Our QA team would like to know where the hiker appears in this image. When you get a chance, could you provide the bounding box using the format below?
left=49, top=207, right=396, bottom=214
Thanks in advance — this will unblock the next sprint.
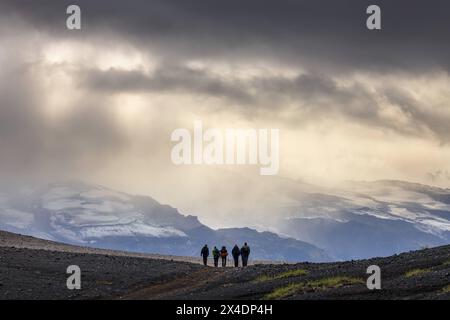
left=201, top=244, right=209, bottom=266
left=240, top=242, right=251, bottom=267
left=212, top=246, right=220, bottom=267
left=232, top=244, right=241, bottom=267
left=220, top=246, right=228, bottom=267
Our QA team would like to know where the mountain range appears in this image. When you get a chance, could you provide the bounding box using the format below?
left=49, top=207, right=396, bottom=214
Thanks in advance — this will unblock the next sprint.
left=268, top=179, right=450, bottom=260
left=0, top=179, right=449, bottom=262
left=0, top=181, right=328, bottom=262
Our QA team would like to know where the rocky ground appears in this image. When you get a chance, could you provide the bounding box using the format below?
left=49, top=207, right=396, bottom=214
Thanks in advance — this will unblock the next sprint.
left=0, top=231, right=449, bottom=299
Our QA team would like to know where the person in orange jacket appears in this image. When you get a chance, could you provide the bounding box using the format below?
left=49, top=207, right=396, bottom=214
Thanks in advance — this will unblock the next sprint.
left=220, top=246, right=228, bottom=267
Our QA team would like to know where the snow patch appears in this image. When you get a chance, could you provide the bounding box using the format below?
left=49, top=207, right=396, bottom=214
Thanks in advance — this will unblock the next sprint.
left=79, top=222, right=187, bottom=238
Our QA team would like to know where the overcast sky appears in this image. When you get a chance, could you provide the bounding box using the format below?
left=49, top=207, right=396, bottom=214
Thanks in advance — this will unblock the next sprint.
left=1, top=0, right=450, bottom=226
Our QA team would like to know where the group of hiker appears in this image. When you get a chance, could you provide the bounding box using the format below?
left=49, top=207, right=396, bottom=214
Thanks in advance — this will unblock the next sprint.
left=200, top=243, right=251, bottom=267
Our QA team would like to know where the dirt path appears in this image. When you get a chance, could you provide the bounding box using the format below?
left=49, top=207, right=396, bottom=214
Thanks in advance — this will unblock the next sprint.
left=120, top=267, right=228, bottom=299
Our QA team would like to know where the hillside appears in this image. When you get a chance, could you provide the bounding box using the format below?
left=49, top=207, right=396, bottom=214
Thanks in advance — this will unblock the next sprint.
left=0, top=230, right=449, bottom=299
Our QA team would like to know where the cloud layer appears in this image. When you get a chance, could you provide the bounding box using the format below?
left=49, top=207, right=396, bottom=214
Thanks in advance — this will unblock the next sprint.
left=1, top=0, right=450, bottom=225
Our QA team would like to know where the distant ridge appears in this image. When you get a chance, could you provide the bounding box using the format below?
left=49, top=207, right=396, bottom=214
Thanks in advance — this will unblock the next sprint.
left=0, top=182, right=329, bottom=262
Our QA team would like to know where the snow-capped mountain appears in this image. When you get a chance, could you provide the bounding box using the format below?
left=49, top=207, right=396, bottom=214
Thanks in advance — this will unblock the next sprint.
left=272, top=180, right=450, bottom=260
left=0, top=182, right=329, bottom=262
left=0, top=182, right=199, bottom=243
left=2, top=179, right=448, bottom=262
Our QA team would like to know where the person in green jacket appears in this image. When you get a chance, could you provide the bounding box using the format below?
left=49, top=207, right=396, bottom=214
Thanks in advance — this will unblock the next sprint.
left=212, top=246, right=220, bottom=267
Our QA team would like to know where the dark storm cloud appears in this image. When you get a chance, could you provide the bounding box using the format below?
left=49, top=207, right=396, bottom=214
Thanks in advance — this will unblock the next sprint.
left=0, top=0, right=450, bottom=181
left=80, top=66, right=255, bottom=104
left=78, top=65, right=450, bottom=142
left=2, top=0, right=450, bottom=71
left=80, top=66, right=367, bottom=110
left=382, top=87, right=450, bottom=142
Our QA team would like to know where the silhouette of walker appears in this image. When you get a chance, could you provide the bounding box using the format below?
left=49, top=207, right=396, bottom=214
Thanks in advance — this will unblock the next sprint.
left=232, top=244, right=241, bottom=267
left=240, top=242, right=251, bottom=267
left=200, top=244, right=209, bottom=266
left=220, top=246, right=228, bottom=267
left=200, top=243, right=250, bottom=267
left=212, top=246, right=220, bottom=267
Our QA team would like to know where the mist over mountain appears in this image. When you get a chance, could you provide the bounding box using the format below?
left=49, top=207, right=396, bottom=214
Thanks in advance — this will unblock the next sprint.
left=269, top=180, right=450, bottom=260
left=176, top=175, right=450, bottom=260
left=0, top=179, right=449, bottom=262
left=0, top=181, right=328, bottom=262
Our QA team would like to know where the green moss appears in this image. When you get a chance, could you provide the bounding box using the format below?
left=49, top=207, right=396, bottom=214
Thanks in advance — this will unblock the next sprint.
left=265, top=283, right=304, bottom=299
left=306, top=276, right=364, bottom=289
left=255, top=275, right=274, bottom=282
left=404, top=268, right=431, bottom=278
left=264, top=276, right=363, bottom=299
left=278, top=269, right=309, bottom=278
left=442, top=285, right=450, bottom=293
left=256, top=269, right=309, bottom=282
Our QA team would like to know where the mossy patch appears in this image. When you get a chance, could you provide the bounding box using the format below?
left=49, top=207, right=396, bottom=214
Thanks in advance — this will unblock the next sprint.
left=256, top=269, right=309, bottom=282
left=265, top=283, right=303, bottom=299
left=404, top=268, right=431, bottom=278
left=264, top=276, right=363, bottom=299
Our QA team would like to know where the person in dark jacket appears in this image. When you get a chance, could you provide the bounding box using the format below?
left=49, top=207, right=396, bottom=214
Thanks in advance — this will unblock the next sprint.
left=240, top=242, right=251, bottom=267
left=220, top=246, right=228, bottom=267
left=201, top=244, right=209, bottom=266
left=212, top=246, right=220, bottom=267
left=232, top=244, right=241, bottom=267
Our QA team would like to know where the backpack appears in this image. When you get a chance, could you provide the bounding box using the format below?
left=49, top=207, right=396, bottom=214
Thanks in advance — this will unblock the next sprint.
left=220, top=250, right=228, bottom=257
